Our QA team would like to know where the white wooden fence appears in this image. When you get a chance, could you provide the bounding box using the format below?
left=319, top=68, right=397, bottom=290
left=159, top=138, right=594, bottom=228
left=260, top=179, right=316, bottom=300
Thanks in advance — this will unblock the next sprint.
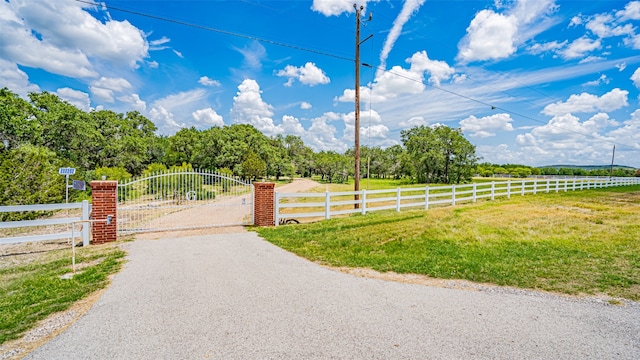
left=0, top=201, right=90, bottom=246
left=275, top=177, right=640, bottom=226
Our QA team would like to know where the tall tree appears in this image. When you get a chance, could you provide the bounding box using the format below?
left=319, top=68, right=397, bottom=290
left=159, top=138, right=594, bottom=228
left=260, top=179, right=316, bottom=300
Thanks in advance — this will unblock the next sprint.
left=401, top=125, right=478, bottom=184
left=29, top=91, right=102, bottom=169
left=0, top=88, right=39, bottom=149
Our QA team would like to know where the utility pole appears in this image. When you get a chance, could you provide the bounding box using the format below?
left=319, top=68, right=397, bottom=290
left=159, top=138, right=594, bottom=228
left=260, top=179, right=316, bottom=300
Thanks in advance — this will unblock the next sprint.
left=610, top=145, right=616, bottom=179
left=354, top=3, right=363, bottom=209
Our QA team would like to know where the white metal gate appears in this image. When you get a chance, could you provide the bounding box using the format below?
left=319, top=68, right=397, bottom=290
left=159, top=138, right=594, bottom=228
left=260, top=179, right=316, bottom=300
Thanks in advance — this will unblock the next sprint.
left=117, top=169, right=253, bottom=233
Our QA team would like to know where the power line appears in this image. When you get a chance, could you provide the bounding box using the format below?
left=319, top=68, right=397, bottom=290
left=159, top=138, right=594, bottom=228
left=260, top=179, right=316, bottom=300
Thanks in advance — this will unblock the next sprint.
left=75, top=0, right=353, bottom=62
left=77, top=0, right=638, bottom=152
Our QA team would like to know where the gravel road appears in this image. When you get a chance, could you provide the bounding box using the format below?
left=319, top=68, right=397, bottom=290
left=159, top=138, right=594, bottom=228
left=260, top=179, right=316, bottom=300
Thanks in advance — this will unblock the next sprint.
left=25, top=232, right=639, bottom=359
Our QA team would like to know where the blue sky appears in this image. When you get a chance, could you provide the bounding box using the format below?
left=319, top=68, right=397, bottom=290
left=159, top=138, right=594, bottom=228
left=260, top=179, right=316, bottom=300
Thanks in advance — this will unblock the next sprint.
left=2, top=0, right=640, bottom=167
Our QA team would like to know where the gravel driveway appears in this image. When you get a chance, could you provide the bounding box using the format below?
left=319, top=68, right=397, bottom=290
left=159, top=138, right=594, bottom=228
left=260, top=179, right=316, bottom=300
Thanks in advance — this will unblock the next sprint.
left=26, top=232, right=640, bottom=359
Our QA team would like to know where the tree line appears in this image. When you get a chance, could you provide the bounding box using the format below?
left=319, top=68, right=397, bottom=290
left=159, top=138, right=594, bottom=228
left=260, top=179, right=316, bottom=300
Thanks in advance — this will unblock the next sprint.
left=11, top=88, right=638, bottom=209
left=1, top=88, right=484, bottom=208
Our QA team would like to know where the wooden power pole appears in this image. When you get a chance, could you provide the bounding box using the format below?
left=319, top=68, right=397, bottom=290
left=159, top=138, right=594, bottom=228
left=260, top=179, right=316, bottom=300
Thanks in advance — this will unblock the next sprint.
left=354, top=3, right=363, bottom=209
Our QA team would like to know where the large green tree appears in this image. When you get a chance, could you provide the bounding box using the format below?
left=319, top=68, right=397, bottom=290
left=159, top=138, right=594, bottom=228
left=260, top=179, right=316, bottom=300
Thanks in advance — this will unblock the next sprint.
left=0, top=145, right=67, bottom=215
left=401, top=125, right=478, bottom=184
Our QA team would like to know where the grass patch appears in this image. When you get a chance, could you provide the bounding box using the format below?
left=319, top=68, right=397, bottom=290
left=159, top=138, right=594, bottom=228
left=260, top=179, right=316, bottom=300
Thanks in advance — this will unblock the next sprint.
left=0, top=244, right=126, bottom=344
left=257, top=185, right=640, bottom=300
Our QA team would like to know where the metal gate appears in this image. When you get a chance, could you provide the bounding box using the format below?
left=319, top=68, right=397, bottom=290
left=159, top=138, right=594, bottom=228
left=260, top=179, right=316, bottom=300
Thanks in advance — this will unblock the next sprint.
left=117, top=169, right=253, bottom=233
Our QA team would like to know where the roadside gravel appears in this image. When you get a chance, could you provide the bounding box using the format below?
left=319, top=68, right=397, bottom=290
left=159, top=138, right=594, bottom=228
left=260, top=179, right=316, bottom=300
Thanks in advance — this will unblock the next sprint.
left=25, top=232, right=640, bottom=359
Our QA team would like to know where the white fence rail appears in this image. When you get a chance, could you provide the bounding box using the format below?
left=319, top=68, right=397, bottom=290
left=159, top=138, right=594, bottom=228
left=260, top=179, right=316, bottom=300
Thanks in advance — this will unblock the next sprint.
left=0, top=201, right=90, bottom=246
left=275, top=177, right=640, bottom=226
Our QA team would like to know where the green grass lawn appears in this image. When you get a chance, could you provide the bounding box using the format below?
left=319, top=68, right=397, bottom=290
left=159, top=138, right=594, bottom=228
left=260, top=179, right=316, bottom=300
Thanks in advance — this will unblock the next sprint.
left=257, top=185, right=640, bottom=301
left=0, top=244, right=126, bottom=344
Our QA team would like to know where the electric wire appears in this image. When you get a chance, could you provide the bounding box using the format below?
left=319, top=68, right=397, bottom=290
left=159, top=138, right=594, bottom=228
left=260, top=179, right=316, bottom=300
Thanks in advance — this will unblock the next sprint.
left=78, top=0, right=638, bottom=152
left=76, top=0, right=354, bottom=62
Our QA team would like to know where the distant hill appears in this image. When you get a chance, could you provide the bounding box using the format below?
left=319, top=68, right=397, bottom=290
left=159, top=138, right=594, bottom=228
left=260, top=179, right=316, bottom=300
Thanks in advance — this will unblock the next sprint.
left=539, top=164, right=637, bottom=170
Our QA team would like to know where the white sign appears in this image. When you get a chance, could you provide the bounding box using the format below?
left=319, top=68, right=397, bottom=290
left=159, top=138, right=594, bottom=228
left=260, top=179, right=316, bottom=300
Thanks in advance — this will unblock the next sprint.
left=58, top=167, right=76, bottom=175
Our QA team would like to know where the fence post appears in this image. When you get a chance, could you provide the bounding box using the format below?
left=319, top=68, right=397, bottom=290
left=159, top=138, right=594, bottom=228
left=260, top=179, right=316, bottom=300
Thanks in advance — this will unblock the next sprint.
left=555, top=179, right=560, bottom=192
left=90, top=180, right=118, bottom=244
left=396, top=188, right=401, bottom=212
left=473, top=183, right=477, bottom=203
left=546, top=180, right=550, bottom=193
left=274, top=192, right=280, bottom=227
left=452, top=184, right=456, bottom=206
left=425, top=186, right=430, bottom=210
left=533, top=179, right=537, bottom=194
left=491, top=181, right=495, bottom=200
left=325, top=191, right=330, bottom=220
left=507, top=180, right=511, bottom=199
left=253, top=182, right=275, bottom=226
left=361, top=189, right=367, bottom=215
left=521, top=180, right=525, bottom=196
left=81, top=200, right=90, bottom=246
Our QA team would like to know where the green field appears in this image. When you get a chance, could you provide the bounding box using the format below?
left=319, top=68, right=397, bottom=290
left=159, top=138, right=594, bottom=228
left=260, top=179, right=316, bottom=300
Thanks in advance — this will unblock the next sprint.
left=258, top=185, right=640, bottom=301
left=0, top=244, right=126, bottom=344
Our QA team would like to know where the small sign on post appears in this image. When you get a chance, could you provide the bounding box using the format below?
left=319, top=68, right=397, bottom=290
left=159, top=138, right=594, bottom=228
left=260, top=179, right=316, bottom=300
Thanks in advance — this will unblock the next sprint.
left=58, top=167, right=77, bottom=206
left=72, top=180, right=86, bottom=191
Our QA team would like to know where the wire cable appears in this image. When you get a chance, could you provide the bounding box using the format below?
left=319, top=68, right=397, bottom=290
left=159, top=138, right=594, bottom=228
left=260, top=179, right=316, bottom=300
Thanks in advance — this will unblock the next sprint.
left=78, top=0, right=638, bottom=152
left=76, top=0, right=354, bottom=63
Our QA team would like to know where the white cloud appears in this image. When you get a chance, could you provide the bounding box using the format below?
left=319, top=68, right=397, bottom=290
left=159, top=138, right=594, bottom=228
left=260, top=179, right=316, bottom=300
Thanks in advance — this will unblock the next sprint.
left=89, top=86, right=114, bottom=103
left=89, top=77, right=133, bottom=103
left=192, top=108, right=224, bottom=128
left=234, top=41, right=266, bottom=69
left=585, top=14, right=634, bottom=38
left=230, top=79, right=280, bottom=136
left=583, top=74, right=610, bottom=87
left=399, top=116, right=427, bottom=128
left=378, top=0, right=426, bottom=77
left=0, top=59, right=39, bottom=97
left=149, top=105, right=183, bottom=135
left=117, top=94, right=146, bottom=112
left=92, top=77, right=132, bottom=92
left=616, top=62, right=627, bottom=71
left=281, top=115, right=305, bottom=136
left=559, top=36, right=601, bottom=60
left=198, top=76, right=221, bottom=87
left=311, top=0, right=370, bottom=16
left=458, top=10, right=518, bottom=62
left=276, top=62, right=330, bottom=87
left=0, top=0, right=149, bottom=79
left=173, top=49, right=184, bottom=58
left=149, top=36, right=170, bottom=50
left=457, top=0, right=558, bottom=63
left=631, top=67, right=640, bottom=88
left=616, top=1, right=640, bottom=21
left=148, top=88, right=208, bottom=135
left=511, top=108, right=628, bottom=166
left=607, top=109, right=640, bottom=150
left=148, top=60, right=159, bottom=69
left=56, top=87, right=91, bottom=112
left=300, top=102, right=312, bottom=110
left=339, top=50, right=455, bottom=104
left=542, top=88, right=629, bottom=116
left=302, top=112, right=346, bottom=152
left=528, top=40, right=567, bottom=55
left=459, top=113, right=514, bottom=137
left=407, top=51, right=455, bottom=86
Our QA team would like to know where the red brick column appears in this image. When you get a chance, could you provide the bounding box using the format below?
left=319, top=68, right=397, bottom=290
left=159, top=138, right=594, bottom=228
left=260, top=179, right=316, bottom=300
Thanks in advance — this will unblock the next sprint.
left=91, top=181, right=117, bottom=244
left=254, top=182, right=275, bottom=226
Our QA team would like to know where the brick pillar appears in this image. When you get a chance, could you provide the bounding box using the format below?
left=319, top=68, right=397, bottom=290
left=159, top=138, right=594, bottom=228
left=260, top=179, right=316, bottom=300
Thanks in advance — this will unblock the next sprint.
left=91, top=181, right=118, bottom=244
left=254, top=182, right=275, bottom=226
